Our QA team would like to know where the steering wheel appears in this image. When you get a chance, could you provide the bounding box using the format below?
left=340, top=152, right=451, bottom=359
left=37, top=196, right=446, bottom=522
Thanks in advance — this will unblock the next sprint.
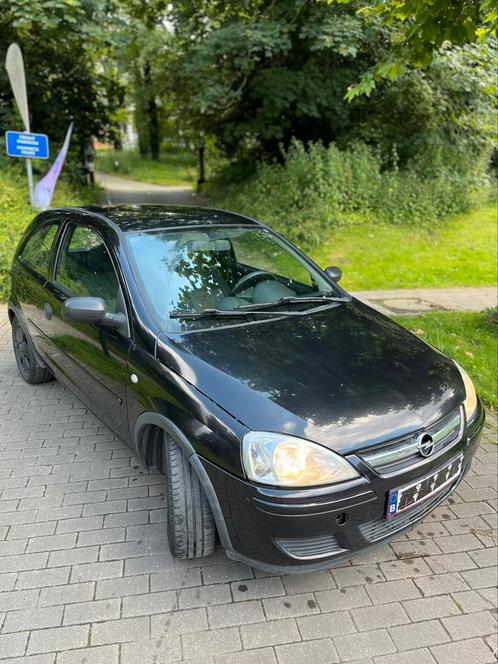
left=231, top=270, right=277, bottom=295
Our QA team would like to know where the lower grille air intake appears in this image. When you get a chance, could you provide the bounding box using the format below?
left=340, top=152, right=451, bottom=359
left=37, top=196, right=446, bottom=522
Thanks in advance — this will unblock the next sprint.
left=274, top=533, right=347, bottom=560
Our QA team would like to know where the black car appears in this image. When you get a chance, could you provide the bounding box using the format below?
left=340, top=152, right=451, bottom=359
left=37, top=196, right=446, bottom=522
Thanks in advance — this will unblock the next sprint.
left=9, top=205, right=484, bottom=573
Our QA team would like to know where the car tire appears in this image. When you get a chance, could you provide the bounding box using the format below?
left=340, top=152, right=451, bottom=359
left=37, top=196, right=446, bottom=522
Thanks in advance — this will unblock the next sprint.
left=11, top=316, right=53, bottom=384
left=164, top=433, right=216, bottom=559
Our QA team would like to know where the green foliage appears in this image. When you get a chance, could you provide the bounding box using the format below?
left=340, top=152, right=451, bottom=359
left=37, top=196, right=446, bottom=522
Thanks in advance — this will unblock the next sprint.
left=166, top=1, right=495, bottom=165
left=395, top=311, right=498, bottom=408
left=0, top=168, right=100, bottom=302
left=206, top=139, right=492, bottom=248
left=0, top=0, right=124, bottom=168
left=95, top=146, right=197, bottom=187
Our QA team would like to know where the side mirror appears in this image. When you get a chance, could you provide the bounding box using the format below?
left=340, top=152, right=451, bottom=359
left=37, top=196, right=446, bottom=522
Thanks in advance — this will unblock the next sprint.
left=325, top=265, right=342, bottom=283
left=62, top=296, right=126, bottom=329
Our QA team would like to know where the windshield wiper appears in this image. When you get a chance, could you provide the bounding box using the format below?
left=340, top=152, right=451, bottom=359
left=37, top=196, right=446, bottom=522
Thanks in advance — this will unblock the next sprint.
left=170, top=308, right=299, bottom=319
left=234, top=294, right=349, bottom=312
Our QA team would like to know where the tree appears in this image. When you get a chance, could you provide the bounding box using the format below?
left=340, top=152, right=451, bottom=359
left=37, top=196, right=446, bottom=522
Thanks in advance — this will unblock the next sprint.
left=326, top=0, right=498, bottom=99
left=0, top=0, right=124, bottom=174
left=164, top=0, right=495, bottom=167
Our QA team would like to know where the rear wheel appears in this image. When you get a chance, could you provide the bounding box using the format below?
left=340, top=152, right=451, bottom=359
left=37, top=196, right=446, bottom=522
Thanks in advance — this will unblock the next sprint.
left=11, top=316, right=52, bottom=384
left=164, top=433, right=216, bottom=559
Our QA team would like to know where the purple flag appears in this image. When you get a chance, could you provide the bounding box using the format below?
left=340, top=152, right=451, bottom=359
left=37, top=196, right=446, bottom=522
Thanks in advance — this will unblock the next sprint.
left=33, top=121, right=74, bottom=209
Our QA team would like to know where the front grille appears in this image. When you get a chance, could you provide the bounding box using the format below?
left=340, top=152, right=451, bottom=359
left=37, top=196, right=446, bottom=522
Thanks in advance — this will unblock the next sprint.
left=359, top=407, right=463, bottom=476
left=274, top=533, right=346, bottom=560
left=359, top=478, right=457, bottom=543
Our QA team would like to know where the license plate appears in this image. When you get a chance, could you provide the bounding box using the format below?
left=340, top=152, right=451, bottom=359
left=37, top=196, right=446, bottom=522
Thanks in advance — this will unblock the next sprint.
left=387, top=455, right=463, bottom=518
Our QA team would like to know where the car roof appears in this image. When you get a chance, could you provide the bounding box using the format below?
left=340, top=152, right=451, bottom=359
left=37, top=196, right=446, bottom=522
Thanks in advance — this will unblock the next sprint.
left=44, top=205, right=261, bottom=234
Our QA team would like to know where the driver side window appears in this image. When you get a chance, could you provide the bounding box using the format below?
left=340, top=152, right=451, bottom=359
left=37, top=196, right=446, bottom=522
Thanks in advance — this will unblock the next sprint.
left=56, top=225, right=120, bottom=313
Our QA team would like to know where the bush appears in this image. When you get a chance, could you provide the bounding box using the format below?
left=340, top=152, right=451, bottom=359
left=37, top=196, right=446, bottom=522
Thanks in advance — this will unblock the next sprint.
left=206, top=139, right=492, bottom=248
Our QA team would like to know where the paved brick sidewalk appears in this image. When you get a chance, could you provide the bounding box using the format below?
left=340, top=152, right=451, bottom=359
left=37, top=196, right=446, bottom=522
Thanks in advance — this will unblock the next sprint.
left=352, top=287, right=497, bottom=316
left=0, top=309, right=496, bottom=664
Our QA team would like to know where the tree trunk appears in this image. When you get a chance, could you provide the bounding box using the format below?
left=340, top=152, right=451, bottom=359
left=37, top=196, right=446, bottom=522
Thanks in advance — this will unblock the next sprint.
left=144, top=62, right=160, bottom=161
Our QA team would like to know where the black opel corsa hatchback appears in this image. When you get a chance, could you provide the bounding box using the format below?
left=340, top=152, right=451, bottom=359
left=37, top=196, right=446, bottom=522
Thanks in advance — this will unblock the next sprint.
left=9, top=205, right=484, bottom=573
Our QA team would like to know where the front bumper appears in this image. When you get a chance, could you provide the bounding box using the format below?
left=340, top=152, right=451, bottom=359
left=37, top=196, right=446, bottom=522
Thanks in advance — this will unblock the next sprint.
left=200, top=403, right=485, bottom=574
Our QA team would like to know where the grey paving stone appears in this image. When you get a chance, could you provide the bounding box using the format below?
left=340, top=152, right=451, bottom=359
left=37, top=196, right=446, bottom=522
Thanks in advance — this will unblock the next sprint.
left=0, top=588, right=40, bottom=611
left=315, top=586, right=372, bottom=612
left=230, top=577, right=285, bottom=602
left=429, top=637, right=497, bottom=664
left=122, top=590, right=177, bottom=617
left=95, top=574, right=148, bottom=599
left=215, top=647, right=277, bottom=664
left=151, top=607, right=208, bottom=638
left=3, top=606, right=64, bottom=633
left=120, top=636, right=182, bottom=664
left=402, top=595, right=461, bottom=621
left=352, top=601, right=410, bottom=630
left=75, top=527, right=125, bottom=547
left=281, top=570, right=335, bottom=594
left=240, top=618, right=300, bottom=648
left=389, top=620, right=450, bottom=651
left=202, top=562, right=253, bottom=585
left=366, top=579, right=421, bottom=605
left=16, top=567, right=70, bottom=590
left=0, top=632, right=29, bottom=659
left=262, top=593, right=320, bottom=620
left=414, top=572, right=469, bottom=596
left=39, top=583, right=95, bottom=607
left=275, top=638, right=339, bottom=664
left=178, top=583, right=232, bottom=609
left=70, top=560, right=123, bottom=583
left=150, top=567, right=202, bottom=592
left=297, top=611, right=355, bottom=640
left=48, top=546, right=99, bottom=568
left=27, top=625, right=89, bottom=655
left=374, top=648, right=437, bottom=664
left=380, top=558, right=433, bottom=581
left=451, top=589, right=496, bottom=613
left=334, top=629, right=396, bottom=661
left=63, top=598, right=121, bottom=625
left=181, top=627, right=241, bottom=660
left=0, top=552, right=49, bottom=574
left=461, top=566, right=498, bottom=589
left=468, top=546, right=498, bottom=568
left=441, top=610, right=497, bottom=639
left=208, top=600, right=264, bottom=628
left=56, top=644, right=119, bottom=664
left=90, top=616, right=149, bottom=645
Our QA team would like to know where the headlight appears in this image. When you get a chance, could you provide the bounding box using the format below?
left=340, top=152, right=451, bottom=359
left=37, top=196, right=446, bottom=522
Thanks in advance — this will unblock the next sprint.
left=456, top=362, right=478, bottom=422
left=242, top=431, right=360, bottom=487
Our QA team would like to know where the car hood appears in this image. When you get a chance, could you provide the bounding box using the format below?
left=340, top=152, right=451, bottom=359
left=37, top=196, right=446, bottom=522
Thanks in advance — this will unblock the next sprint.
left=157, top=299, right=465, bottom=454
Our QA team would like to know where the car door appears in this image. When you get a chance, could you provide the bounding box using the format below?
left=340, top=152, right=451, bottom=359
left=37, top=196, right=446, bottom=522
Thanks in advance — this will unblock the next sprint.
left=11, top=217, right=62, bottom=349
left=39, top=220, right=133, bottom=443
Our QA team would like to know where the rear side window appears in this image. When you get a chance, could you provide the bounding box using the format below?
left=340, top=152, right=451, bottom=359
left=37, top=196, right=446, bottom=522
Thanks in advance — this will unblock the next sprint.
left=56, top=225, right=120, bottom=312
left=19, top=223, right=59, bottom=279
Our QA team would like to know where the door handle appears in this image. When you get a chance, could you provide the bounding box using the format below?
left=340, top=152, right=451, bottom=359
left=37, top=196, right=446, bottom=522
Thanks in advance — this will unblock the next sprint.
left=43, top=303, right=53, bottom=320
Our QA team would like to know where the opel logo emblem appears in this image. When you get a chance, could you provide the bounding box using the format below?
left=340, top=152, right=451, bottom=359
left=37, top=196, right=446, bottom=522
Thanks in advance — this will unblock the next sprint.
left=417, top=433, right=435, bottom=458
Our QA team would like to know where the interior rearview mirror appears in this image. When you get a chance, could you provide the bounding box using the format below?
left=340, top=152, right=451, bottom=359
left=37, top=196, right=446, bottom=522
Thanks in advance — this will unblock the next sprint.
left=325, top=265, right=342, bottom=283
left=62, top=296, right=126, bottom=329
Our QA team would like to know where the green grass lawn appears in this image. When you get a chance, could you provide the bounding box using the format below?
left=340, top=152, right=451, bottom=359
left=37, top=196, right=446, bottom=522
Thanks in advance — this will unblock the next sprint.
left=95, top=146, right=197, bottom=187
left=0, top=168, right=99, bottom=302
left=395, top=310, right=497, bottom=408
left=307, top=205, right=497, bottom=291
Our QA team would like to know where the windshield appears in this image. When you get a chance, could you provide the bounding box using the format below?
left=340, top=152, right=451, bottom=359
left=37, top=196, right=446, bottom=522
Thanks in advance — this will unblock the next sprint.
left=126, top=225, right=339, bottom=331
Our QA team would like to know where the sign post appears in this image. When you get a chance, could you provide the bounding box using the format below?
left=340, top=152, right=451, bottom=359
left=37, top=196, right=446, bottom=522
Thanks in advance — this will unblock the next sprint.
left=5, top=44, right=36, bottom=206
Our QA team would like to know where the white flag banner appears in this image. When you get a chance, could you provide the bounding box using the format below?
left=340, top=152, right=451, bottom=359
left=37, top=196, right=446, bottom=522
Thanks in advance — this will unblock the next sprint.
left=5, top=43, right=30, bottom=131
left=33, top=121, right=74, bottom=210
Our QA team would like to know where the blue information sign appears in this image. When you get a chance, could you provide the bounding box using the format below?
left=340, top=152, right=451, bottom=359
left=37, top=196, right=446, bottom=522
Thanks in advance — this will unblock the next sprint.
left=5, top=131, right=49, bottom=159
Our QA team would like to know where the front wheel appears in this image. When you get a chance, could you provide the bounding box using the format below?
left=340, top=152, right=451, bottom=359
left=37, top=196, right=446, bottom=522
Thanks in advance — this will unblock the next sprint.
left=11, top=316, right=53, bottom=384
left=164, top=434, right=216, bottom=559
